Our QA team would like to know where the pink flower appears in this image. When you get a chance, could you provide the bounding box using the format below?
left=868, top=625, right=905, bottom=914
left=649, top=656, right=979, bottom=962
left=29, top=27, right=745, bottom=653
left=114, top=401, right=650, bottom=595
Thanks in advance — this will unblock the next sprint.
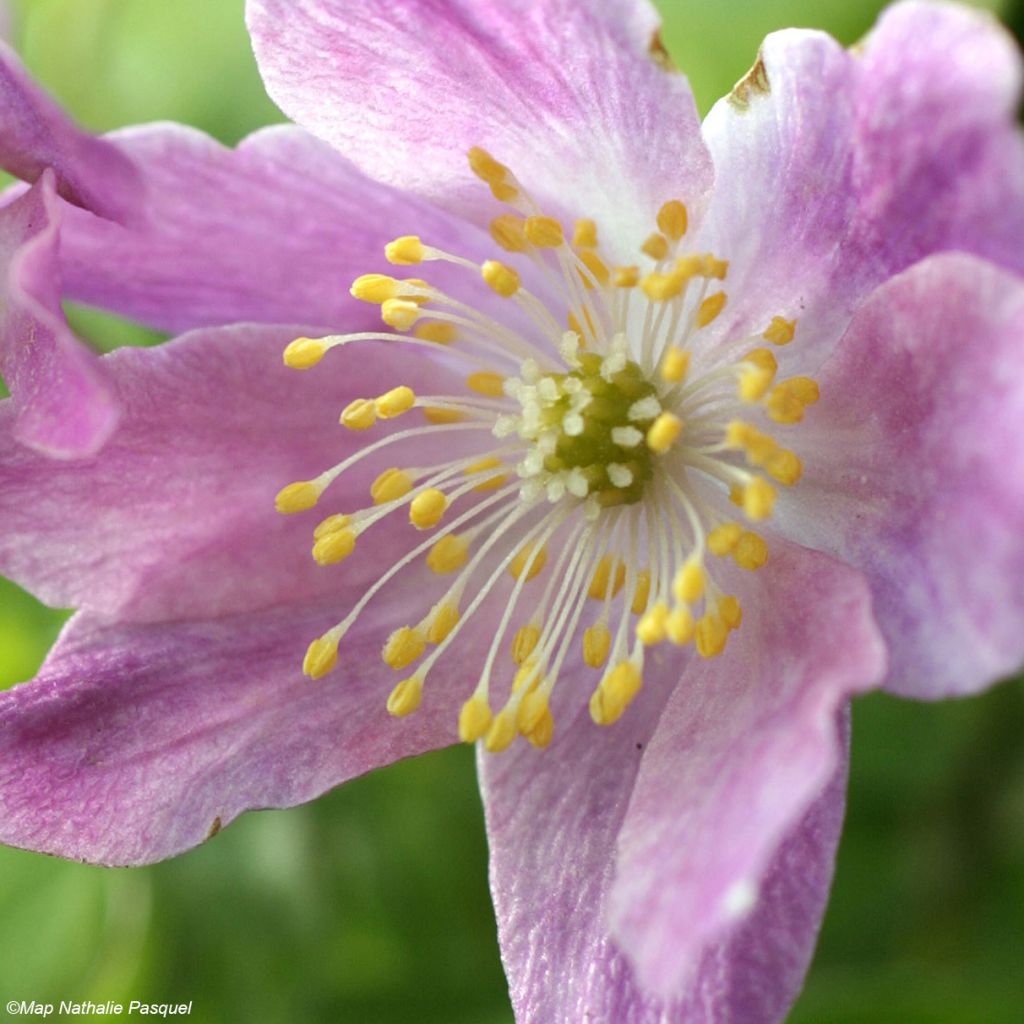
left=1, top=1, right=1022, bottom=1020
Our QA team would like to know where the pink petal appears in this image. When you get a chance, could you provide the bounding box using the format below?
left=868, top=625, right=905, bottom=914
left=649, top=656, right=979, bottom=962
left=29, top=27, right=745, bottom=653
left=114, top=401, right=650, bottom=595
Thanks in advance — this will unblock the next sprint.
left=0, top=41, right=141, bottom=223
left=245, top=0, right=712, bottom=257
left=784, top=253, right=1024, bottom=698
left=57, top=124, right=528, bottom=333
left=480, top=546, right=884, bottom=1018
left=0, top=170, right=119, bottom=458
left=0, top=320, right=473, bottom=622
left=0, top=590, right=491, bottom=865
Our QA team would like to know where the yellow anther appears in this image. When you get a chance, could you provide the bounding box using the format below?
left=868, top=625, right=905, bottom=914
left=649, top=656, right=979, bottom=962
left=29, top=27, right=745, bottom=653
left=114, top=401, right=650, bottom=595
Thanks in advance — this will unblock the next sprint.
left=707, top=522, right=743, bottom=557
left=464, top=455, right=506, bottom=492
left=275, top=480, right=319, bottom=515
left=660, top=346, right=690, bottom=383
left=283, top=336, right=327, bottom=369
left=742, top=478, right=776, bottom=521
left=631, top=570, right=651, bottom=615
left=465, top=371, right=505, bottom=397
left=636, top=602, right=669, bottom=645
left=665, top=606, right=695, bottom=645
left=745, top=348, right=778, bottom=374
left=516, top=691, right=549, bottom=735
left=738, top=348, right=778, bottom=402
left=459, top=696, right=493, bottom=743
left=409, top=488, right=447, bottom=529
left=697, top=291, right=727, bottom=327
left=765, top=449, right=803, bottom=486
left=490, top=214, right=528, bottom=252
left=381, top=298, right=420, bottom=330
left=525, top=708, right=554, bottom=749
left=695, top=614, right=728, bottom=658
left=414, top=322, right=458, bottom=345
left=641, top=232, right=669, bottom=261
left=700, top=253, right=730, bottom=279
left=401, top=278, right=431, bottom=303
left=525, top=215, right=564, bottom=248
left=375, top=385, right=416, bottom=419
left=484, top=709, right=517, bottom=753
left=509, top=542, right=547, bottom=581
left=490, top=180, right=519, bottom=202
left=423, top=406, right=464, bottom=424
left=511, top=624, right=540, bottom=665
left=783, top=376, right=820, bottom=405
left=383, top=626, right=425, bottom=670
left=673, top=558, right=705, bottom=604
left=656, top=200, right=688, bottom=241
left=481, top=260, right=520, bottom=297
left=425, top=602, right=460, bottom=644
left=467, top=146, right=507, bottom=184
left=729, top=484, right=744, bottom=507
left=646, top=412, right=683, bottom=454
left=613, top=265, right=640, bottom=288
left=763, top=315, right=796, bottom=345
left=577, top=248, right=610, bottom=287
left=573, top=218, right=598, bottom=248
left=512, top=659, right=542, bottom=694
left=311, top=528, right=356, bottom=566
left=640, top=271, right=684, bottom=302
left=427, top=533, right=470, bottom=574
left=303, top=635, right=338, bottom=680
left=371, top=467, right=414, bottom=505
left=583, top=624, right=612, bottom=668
left=590, top=662, right=642, bottom=726
left=588, top=555, right=626, bottom=599
left=386, top=676, right=423, bottom=718
left=718, top=595, right=743, bottom=630
left=765, top=377, right=819, bottom=423
left=340, top=397, right=377, bottom=431
left=384, top=235, right=425, bottom=265
left=313, top=513, right=350, bottom=540
left=351, top=273, right=400, bottom=304
left=733, top=531, right=768, bottom=570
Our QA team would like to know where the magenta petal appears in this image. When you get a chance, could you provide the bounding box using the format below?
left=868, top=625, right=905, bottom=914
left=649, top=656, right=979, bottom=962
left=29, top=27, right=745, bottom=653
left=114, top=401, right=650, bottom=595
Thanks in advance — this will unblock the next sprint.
left=0, top=171, right=119, bottom=458
left=611, top=547, right=883, bottom=996
left=0, top=593, right=482, bottom=865
left=0, top=321, right=469, bottom=621
left=0, top=41, right=141, bottom=222
left=57, top=124, right=522, bottom=333
left=480, top=547, right=884, bottom=1019
left=782, top=253, right=1024, bottom=699
left=246, top=0, right=712, bottom=255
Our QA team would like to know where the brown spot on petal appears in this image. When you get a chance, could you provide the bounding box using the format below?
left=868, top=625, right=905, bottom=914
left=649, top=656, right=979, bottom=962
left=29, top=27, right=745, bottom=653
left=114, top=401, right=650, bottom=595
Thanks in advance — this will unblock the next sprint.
left=205, top=816, right=222, bottom=840
left=728, top=52, right=771, bottom=111
left=648, top=29, right=677, bottom=72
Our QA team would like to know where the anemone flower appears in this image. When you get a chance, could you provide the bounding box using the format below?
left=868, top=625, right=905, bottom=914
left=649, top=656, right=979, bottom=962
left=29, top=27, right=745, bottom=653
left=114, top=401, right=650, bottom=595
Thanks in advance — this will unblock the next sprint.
left=1, top=1, right=1023, bottom=1020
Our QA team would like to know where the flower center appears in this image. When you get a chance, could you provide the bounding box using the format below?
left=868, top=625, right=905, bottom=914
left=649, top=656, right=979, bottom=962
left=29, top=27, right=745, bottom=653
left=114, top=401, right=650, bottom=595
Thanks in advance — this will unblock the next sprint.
left=273, top=147, right=818, bottom=753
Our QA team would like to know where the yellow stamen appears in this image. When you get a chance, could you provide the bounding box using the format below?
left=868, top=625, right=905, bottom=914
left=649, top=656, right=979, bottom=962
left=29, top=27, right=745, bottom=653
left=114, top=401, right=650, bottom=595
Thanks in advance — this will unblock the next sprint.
left=283, top=336, right=327, bottom=369
left=764, top=449, right=802, bottom=486
left=696, top=291, right=727, bottom=327
left=311, top=528, right=356, bottom=566
left=414, top=322, right=458, bottom=345
left=573, top=218, right=598, bottom=248
left=646, top=412, right=683, bottom=454
left=376, top=385, right=416, bottom=419
left=590, top=662, right=642, bottom=726
left=665, top=606, right=695, bottom=645
left=464, top=455, right=507, bottom=491
left=371, top=467, right=414, bottom=505
left=718, top=595, right=743, bottom=630
left=467, top=146, right=507, bottom=184
left=742, top=478, right=776, bottom=521
left=512, top=660, right=542, bottom=694
left=484, top=710, right=517, bottom=753
left=383, top=626, right=425, bottom=670
left=641, top=233, right=669, bottom=261
left=490, top=214, right=529, bottom=252
left=631, top=570, right=651, bottom=614
left=656, top=200, right=688, bottom=241
left=763, top=316, right=796, bottom=345
left=577, top=248, right=610, bottom=287
left=588, top=556, right=626, bottom=599
left=511, top=624, right=540, bottom=665
left=482, top=260, right=520, bottom=297
left=466, top=371, right=505, bottom=397
left=636, top=602, right=669, bottom=645
left=640, top=271, right=684, bottom=302
left=660, top=346, right=690, bottom=383
left=459, top=696, right=493, bottom=743
left=707, top=522, right=742, bottom=556
left=509, top=542, right=547, bottom=581
left=303, top=636, right=338, bottom=680
left=385, top=235, right=425, bottom=265
left=381, top=298, right=420, bottom=330
left=695, top=614, right=728, bottom=658
left=516, top=691, right=549, bottom=735
left=524, top=215, right=564, bottom=248
left=733, top=531, right=768, bottom=570
left=583, top=623, right=612, bottom=668
left=673, top=558, right=705, bottom=604
left=525, top=709, right=554, bottom=749
left=613, top=265, right=640, bottom=288
left=386, top=676, right=423, bottom=718
left=427, top=534, right=470, bottom=574
left=275, top=480, right=320, bottom=515
left=340, top=398, right=377, bottom=431
left=313, top=513, right=350, bottom=540
left=350, top=273, right=400, bottom=304
left=409, top=488, right=447, bottom=529
left=738, top=348, right=778, bottom=402
left=423, top=406, right=464, bottom=424
left=425, top=602, right=460, bottom=644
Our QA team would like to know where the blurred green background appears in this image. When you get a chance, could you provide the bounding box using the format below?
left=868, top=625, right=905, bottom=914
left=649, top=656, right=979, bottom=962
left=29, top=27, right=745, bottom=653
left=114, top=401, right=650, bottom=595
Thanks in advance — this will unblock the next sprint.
left=2, top=0, right=1024, bottom=1021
